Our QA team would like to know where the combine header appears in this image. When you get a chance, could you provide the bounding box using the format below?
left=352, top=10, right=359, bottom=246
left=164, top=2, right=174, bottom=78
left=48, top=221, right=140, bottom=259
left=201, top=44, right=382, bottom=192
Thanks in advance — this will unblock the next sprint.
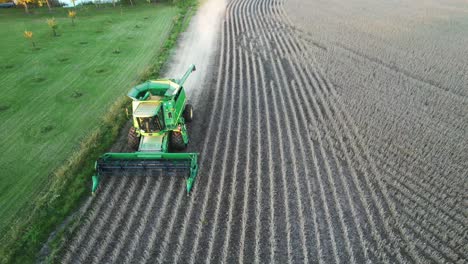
left=92, top=65, right=199, bottom=194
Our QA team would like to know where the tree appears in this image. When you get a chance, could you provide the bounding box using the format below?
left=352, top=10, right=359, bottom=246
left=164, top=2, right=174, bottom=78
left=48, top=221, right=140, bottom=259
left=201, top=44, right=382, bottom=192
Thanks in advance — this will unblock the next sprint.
left=23, top=31, right=36, bottom=49
left=44, top=0, right=52, bottom=12
left=46, top=18, right=58, bottom=36
left=17, top=0, right=34, bottom=14
left=68, top=11, right=76, bottom=25
left=121, top=0, right=134, bottom=7
left=37, top=0, right=52, bottom=12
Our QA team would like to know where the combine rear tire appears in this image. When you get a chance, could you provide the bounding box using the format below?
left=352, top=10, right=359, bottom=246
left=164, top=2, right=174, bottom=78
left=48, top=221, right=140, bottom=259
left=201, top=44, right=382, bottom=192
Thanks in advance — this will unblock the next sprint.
left=128, top=126, right=140, bottom=151
left=183, top=104, right=193, bottom=122
left=170, top=131, right=186, bottom=151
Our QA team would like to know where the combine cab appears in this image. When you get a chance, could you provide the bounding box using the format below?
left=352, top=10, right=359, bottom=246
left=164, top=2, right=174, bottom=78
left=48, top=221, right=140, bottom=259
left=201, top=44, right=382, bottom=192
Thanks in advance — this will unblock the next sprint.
left=92, top=65, right=199, bottom=194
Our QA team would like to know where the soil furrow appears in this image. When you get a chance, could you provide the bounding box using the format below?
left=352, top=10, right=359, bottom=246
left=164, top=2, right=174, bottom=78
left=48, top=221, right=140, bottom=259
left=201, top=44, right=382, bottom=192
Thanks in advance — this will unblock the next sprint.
left=292, top=48, right=403, bottom=262
left=268, top=57, right=311, bottom=263
left=61, top=177, right=118, bottom=263
left=207, top=20, right=249, bottom=263
left=284, top=56, right=371, bottom=262
left=67, top=177, right=128, bottom=263
left=279, top=35, right=383, bottom=260
left=266, top=13, right=363, bottom=262
left=236, top=3, right=256, bottom=262
left=215, top=2, right=251, bottom=262
left=116, top=177, right=172, bottom=263
left=257, top=57, right=278, bottom=264
left=131, top=178, right=177, bottom=263
left=84, top=177, right=143, bottom=263
left=270, top=14, right=400, bottom=262
left=246, top=5, right=275, bottom=264
left=150, top=180, right=186, bottom=263
left=277, top=10, right=418, bottom=259
left=101, top=177, right=161, bottom=263
left=259, top=4, right=343, bottom=263
left=302, top=52, right=424, bottom=261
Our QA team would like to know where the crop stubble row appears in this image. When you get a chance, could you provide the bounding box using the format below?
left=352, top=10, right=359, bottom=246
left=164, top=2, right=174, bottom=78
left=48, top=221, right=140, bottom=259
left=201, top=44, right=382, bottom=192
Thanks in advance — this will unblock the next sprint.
left=60, top=0, right=466, bottom=263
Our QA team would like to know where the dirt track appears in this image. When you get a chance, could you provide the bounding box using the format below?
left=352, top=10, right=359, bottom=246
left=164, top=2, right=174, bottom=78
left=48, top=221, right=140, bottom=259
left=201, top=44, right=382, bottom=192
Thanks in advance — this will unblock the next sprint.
left=58, top=0, right=467, bottom=263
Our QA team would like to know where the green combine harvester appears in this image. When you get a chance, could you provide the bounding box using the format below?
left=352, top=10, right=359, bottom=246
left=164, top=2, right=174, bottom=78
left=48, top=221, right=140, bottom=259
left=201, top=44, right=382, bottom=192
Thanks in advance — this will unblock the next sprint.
left=91, top=64, right=199, bottom=194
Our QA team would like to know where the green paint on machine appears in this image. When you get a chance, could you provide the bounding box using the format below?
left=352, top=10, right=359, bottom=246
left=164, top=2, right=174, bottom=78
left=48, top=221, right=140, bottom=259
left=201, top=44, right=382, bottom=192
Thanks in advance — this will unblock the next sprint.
left=92, top=65, right=199, bottom=194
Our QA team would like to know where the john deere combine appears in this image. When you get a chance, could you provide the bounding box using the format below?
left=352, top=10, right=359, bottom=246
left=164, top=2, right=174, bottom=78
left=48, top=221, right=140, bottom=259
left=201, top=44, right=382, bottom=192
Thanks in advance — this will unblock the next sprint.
left=91, top=64, right=199, bottom=194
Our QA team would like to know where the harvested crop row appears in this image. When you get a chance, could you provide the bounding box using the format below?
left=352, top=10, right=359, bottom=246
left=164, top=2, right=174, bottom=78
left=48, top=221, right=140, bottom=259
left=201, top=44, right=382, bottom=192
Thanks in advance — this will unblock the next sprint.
left=59, top=0, right=467, bottom=263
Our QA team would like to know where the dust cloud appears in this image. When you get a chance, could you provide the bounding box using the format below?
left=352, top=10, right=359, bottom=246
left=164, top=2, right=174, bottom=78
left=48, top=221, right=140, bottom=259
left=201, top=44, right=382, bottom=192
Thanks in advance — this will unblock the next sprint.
left=165, top=0, right=226, bottom=103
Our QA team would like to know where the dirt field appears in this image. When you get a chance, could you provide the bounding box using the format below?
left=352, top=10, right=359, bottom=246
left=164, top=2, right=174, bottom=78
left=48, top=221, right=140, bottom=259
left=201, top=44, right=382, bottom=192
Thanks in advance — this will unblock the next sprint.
left=57, top=0, right=467, bottom=263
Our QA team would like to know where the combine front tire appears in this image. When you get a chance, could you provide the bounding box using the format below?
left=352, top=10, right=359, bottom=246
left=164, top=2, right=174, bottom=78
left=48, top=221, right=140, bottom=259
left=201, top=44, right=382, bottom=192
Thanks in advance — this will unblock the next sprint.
left=170, top=131, right=186, bottom=150
left=128, top=126, right=140, bottom=151
left=183, top=104, right=193, bottom=122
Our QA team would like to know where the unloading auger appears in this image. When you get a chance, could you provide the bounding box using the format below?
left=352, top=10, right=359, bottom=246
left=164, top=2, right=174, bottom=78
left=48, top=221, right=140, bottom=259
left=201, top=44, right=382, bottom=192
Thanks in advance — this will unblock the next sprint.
left=92, top=65, right=199, bottom=194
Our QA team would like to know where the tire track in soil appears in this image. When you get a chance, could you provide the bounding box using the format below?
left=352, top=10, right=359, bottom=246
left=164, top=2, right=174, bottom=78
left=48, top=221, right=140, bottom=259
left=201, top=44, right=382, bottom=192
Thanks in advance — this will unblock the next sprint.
left=59, top=0, right=462, bottom=263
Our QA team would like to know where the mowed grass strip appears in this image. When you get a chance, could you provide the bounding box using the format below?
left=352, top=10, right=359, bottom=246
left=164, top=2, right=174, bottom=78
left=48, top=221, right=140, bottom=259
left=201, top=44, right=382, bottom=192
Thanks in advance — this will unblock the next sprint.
left=0, top=4, right=177, bottom=236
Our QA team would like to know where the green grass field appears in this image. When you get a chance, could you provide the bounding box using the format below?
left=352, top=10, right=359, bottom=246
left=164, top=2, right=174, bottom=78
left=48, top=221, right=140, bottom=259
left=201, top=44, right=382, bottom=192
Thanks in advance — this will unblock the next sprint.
left=0, top=3, right=178, bottom=237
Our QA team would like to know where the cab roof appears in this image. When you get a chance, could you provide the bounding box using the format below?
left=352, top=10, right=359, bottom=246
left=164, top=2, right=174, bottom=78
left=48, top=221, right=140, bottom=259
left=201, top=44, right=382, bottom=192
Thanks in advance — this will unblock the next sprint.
left=132, top=101, right=161, bottom=117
